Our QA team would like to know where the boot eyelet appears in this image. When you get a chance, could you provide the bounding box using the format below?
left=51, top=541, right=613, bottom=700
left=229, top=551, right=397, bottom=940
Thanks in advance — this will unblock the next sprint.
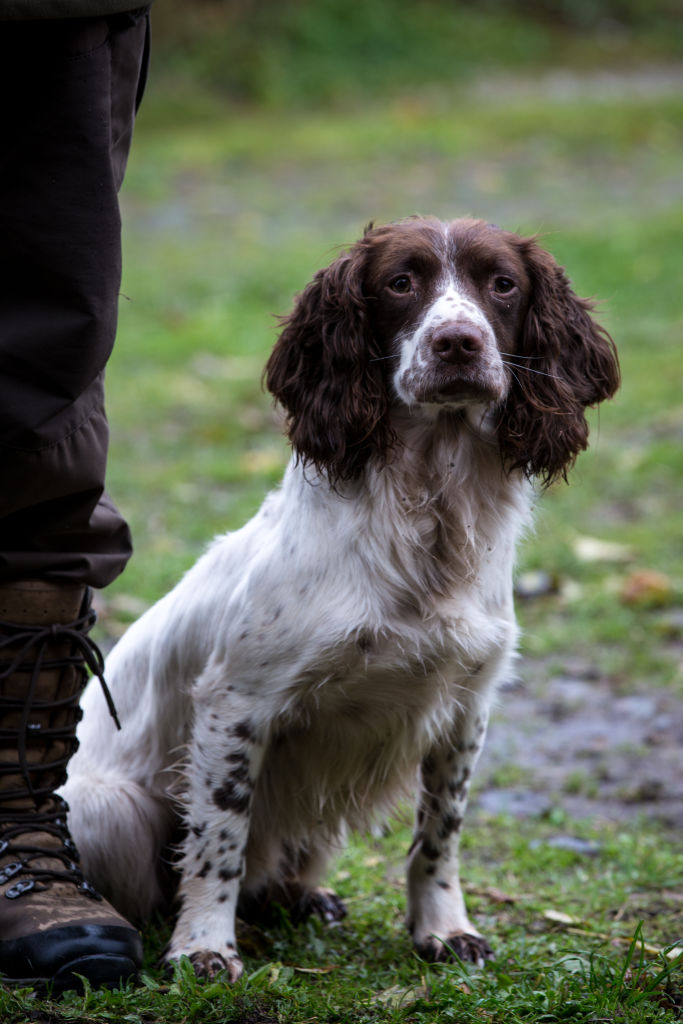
left=6, top=879, right=35, bottom=899
left=78, top=880, right=102, bottom=900
left=0, top=861, right=24, bottom=884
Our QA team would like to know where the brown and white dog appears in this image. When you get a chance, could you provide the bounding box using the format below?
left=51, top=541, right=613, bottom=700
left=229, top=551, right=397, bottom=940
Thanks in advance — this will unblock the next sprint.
left=62, top=217, right=619, bottom=980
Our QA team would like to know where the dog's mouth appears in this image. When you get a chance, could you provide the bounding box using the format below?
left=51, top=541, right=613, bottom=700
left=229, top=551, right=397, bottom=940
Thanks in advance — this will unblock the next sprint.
left=406, top=367, right=507, bottom=407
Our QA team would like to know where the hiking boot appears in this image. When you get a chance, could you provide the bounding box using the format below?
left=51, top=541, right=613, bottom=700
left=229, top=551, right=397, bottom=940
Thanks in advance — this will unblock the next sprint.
left=0, top=580, right=142, bottom=992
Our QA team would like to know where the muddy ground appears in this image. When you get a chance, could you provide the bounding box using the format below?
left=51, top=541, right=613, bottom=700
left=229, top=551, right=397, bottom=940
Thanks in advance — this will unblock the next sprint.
left=475, top=652, right=683, bottom=831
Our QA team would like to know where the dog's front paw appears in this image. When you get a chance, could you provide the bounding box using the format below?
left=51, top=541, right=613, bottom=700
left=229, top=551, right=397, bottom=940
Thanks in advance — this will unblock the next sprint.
left=415, top=931, right=494, bottom=967
left=165, top=948, right=244, bottom=983
left=189, top=949, right=244, bottom=982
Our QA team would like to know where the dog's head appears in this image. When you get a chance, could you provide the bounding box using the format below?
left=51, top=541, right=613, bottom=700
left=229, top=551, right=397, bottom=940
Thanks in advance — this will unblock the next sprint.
left=265, top=217, right=620, bottom=486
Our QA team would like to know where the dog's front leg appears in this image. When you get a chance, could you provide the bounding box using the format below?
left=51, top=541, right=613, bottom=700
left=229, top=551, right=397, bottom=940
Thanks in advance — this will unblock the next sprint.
left=406, top=689, right=494, bottom=966
left=166, top=689, right=266, bottom=982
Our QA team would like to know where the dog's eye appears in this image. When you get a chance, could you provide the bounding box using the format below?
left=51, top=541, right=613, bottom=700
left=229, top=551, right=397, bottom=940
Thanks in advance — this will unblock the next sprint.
left=493, top=276, right=516, bottom=295
left=389, top=275, right=413, bottom=294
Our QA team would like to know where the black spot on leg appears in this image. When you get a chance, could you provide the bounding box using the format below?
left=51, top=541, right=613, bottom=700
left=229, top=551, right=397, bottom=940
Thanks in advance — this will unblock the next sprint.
left=448, top=767, right=472, bottom=801
left=191, top=823, right=206, bottom=838
left=425, top=864, right=436, bottom=876
left=437, top=880, right=451, bottom=890
left=232, top=721, right=255, bottom=743
left=437, top=813, right=462, bottom=840
left=226, top=760, right=251, bottom=785
left=421, top=839, right=441, bottom=861
left=213, top=779, right=251, bottom=814
left=197, top=861, right=212, bottom=878
left=218, top=866, right=241, bottom=882
left=225, top=750, right=250, bottom=767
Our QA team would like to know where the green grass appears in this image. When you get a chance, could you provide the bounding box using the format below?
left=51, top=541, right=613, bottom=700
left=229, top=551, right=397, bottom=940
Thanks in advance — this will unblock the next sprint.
left=3, top=9, right=683, bottom=1020
left=3, top=820, right=680, bottom=1021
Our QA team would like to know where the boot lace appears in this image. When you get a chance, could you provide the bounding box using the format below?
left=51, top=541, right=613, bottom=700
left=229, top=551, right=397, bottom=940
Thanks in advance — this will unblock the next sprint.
left=0, top=797, right=102, bottom=900
left=0, top=596, right=120, bottom=899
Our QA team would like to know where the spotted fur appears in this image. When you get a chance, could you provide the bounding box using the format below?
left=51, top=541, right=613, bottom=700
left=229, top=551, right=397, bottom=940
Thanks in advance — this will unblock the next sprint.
left=61, top=217, right=618, bottom=980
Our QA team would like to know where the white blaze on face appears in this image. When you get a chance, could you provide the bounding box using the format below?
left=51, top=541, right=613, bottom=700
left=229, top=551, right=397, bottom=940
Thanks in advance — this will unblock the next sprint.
left=392, top=276, right=503, bottom=406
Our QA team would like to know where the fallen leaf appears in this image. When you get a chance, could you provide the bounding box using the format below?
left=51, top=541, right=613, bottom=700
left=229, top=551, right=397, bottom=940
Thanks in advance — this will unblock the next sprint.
left=572, top=535, right=633, bottom=563
left=568, top=929, right=682, bottom=958
left=543, top=909, right=582, bottom=925
left=468, top=885, right=520, bottom=904
left=293, top=965, right=338, bottom=975
left=620, top=569, right=673, bottom=607
left=363, top=855, right=382, bottom=867
left=544, top=914, right=683, bottom=961
left=374, top=983, right=429, bottom=1008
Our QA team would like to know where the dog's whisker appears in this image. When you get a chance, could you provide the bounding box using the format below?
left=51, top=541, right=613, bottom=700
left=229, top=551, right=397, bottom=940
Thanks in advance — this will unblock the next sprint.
left=499, top=351, right=548, bottom=361
left=505, top=365, right=523, bottom=390
left=502, top=359, right=563, bottom=381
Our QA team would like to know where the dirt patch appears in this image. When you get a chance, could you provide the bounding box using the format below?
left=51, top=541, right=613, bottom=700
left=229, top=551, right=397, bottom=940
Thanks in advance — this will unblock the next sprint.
left=475, top=656, right=683, bottom=829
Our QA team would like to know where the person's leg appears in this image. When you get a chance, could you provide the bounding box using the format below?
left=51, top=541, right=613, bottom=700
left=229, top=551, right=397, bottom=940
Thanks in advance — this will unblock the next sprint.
left=0, top=11, right=149, bottom=990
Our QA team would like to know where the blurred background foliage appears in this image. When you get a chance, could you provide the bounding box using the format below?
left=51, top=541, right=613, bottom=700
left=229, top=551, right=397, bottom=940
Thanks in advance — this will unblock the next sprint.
left=148, top=0, right=683, bottom=107
left=103, top=0, right=683, bottom=699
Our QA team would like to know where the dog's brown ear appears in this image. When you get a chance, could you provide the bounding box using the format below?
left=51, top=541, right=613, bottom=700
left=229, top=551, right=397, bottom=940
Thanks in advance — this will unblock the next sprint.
left=265, top=245, right=392, bottom=484
left=497, top=239, right=620, bottom=486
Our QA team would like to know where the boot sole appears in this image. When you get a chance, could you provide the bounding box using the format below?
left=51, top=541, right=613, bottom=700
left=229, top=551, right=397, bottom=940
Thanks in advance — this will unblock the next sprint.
left=0, top=923, right=142, bottom=993
left=6, top=954, right=139, bottom=994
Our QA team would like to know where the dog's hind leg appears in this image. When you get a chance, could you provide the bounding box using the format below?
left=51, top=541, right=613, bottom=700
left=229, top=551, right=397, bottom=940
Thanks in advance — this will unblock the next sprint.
left=63, top=769, right=174, bottom=924
left=239, top=826, right=348, bottom=926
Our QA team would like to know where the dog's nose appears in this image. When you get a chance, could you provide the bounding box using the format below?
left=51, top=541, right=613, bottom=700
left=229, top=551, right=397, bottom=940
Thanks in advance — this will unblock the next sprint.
left=430, top=324, right=485, bottom=364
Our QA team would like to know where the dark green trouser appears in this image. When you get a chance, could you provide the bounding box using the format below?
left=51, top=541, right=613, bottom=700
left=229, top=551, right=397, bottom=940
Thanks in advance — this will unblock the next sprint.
left=0, top=10, right=149, bottom=587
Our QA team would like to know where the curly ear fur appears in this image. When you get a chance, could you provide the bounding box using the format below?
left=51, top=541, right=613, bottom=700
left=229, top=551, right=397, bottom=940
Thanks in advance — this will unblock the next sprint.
left=264, top=241, right=393, bottom=484
left=497, top=238, right=620, bottom=486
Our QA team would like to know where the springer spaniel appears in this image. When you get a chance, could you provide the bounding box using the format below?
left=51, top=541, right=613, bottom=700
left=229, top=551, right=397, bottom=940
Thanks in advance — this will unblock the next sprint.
left=62, top=217, right=619, bottom=980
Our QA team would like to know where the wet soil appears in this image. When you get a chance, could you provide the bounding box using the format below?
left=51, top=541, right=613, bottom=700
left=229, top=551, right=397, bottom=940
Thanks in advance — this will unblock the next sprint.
left=475, top=655, right=683, bottom=830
